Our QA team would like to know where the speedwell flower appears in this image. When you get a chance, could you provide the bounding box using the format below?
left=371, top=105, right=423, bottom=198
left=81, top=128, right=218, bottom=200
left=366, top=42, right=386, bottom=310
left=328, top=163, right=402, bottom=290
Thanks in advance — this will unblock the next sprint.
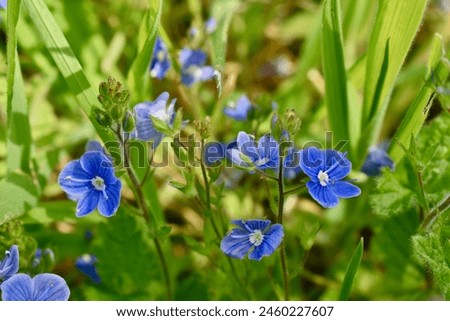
left=205, top=17, right=217, bottom=34
left=0, top=245, right=19, bottom=280
left=300, top=147, right=361, bottom=208
left=361, top=145, right=394, bottom=176
left=131, top=92, right=176, bottom=148
left=1, top=273, right=70, bottom=301
left=226, top=131, right=279, bottom=170
left=180, top=48, right=214, bottom=87
left=58, top=151, right=122, bottom=217
left=76, top=254, right=101, bottom=284
left=221, top=219, right=284, bottom=261
left=223, top=95, right=253, bottom=121
left=150, top=37, right=171, bottom=79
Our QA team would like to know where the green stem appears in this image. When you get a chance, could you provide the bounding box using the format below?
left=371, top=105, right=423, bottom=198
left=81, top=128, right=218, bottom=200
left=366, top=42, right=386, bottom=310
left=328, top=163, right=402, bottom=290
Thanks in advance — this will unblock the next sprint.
left=118, top=129, right=173, bottom=300
left=277, top=155, right=290, bottom=300
left=421, top=193, right=450, bottom=231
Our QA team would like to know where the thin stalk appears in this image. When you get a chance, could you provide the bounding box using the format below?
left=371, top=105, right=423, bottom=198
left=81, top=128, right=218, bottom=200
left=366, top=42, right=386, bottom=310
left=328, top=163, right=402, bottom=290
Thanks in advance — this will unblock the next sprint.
left=284, top=184, right=307, bottom=197
left=117, top=128, right=172, bottom=300
left=277, top=155, right=290, bottom=300
left=421, top=193, right=450, bottom=231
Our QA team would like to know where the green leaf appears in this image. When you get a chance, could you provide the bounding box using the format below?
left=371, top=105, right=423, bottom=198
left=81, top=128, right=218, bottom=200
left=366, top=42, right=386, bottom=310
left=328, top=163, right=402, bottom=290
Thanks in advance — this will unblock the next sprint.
left=370, top=169, right=416, bottom=217
left=389, top=34, right=450, bottom=164
left=150, top=115, right=173, bottom=136
left=357, top=0, right=428, bottom=167
left=6, top=0, right=31, bottom=175
left=0, top=173, right=38, bottom=225
left=322, top=0, right=350, bottom=148
left=126, top=0, right=162, bottom=102
left=338, top=237, right=363, bottom=300
left=92, top=208, right=164, bottom=298
left=22, top=0, right=115, bottom=144
left=210, top=0, right=241, bottom=70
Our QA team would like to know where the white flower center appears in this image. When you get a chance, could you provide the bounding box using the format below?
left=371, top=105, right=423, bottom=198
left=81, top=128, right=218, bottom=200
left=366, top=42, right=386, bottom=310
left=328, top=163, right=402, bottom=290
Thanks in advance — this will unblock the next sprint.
left=91, top=176, right=105, bottom=191
left=318, top=170, right=329, bottom=186
left=249, top=230, right=264, bottom=246
left=153, top=108, right=171, bottom=123
left=186, top=65, right=203, bottom=80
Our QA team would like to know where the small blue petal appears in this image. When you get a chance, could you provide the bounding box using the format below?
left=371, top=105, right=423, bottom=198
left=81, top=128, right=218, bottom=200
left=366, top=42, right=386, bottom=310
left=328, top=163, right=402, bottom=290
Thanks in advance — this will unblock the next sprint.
left=300, top=147, right=323, bottom=178
left=224, top=95, right=252, bottom=121
left=205, top=17, right=217, bottom=34
left=1, top=273, right=70, bottom=301
left=0, top=245, right=19, bottom=280
left=76, top=254, right=101, bottom=284
left=58, top=160, right=92, bottom=196
left=76, top=190, right=100, bottom=217
left=220, top=231, right=253, bottom=259
left=361, top=146, right=394, bottom=176
left=236, top=132, right=258, bottom=160
left=150, top=37, right=171, bottom=79
left=200, top=66, right=215, bottom=81
left=80, top=152, right=115, bottom=184
left=330, top=181, right=361, bottom=198
left=306, top=181, right=339, bottom=208
left=180, top=48, right=213, bottom=86
left=97, top=179, right=122, bottom=217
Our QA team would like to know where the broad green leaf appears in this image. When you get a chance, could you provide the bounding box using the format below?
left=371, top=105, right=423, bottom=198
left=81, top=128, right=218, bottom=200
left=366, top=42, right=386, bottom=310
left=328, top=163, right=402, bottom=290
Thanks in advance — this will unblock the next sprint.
left=126, top=0, right=162, bottom=102
left=0, top=173, right=38, bottom=225
left=358, top=0, right=428, bottom=167
left=92, top=207, right=164, bottom=299
left=210, top=0, right=241, bottom=70
left=7, top=0, right=31, bottom=174
left=338, top=237, right=363, bottom=300
left=22, top=0, right=114, bottom=144
left=389, top=34, right=449, bottom=163
left=322, top=0, right=351, bottom=149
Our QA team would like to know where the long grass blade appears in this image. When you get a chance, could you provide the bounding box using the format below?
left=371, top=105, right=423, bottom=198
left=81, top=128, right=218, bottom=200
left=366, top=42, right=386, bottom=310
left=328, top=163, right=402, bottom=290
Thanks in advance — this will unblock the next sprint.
left=389, top=34, right=449, bottom=163
left=22, top=0, right=114, bottom=144
left=6, top=0, right=31, bottom=174
left=357, top=0, right=428, bottom=166
left=338, top=237, right=364, bottom=300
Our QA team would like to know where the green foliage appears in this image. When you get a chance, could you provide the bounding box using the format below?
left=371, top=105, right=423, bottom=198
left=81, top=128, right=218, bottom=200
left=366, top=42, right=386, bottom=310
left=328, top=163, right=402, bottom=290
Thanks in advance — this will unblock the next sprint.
left=338, top=238, right=363, bottom=300
left=91, top=207, right=163, bottom=299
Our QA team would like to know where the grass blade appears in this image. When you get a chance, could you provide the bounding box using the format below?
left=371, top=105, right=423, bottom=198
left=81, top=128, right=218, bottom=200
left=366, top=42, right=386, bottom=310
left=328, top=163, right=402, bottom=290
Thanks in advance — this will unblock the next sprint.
left=322, top=0, right=351, bottom=149
left=389, top=33, right=449, bottom=163
left=210, top=0, right=241, bottom=70
left=22, top=0, right=114, bottom=144
left=126, top=0, right=162, bottom=102
left=338, top=237, right=364, bottom=300
left=6, top=0, right=31, bottom=174
left=358, top=0, right=428, bottom=166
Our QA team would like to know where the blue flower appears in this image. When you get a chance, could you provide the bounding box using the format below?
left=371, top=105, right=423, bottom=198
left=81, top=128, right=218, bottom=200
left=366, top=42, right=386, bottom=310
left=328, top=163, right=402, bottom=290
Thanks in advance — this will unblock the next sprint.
left=0, top=0, right=6, bottom=9
left=226, top=132, right=279, bottom=170
left=284, top=148, right=302, bottom=180
left=221, top=220, right=284, bottom=261
left=180, top=48, right=214, bottom=87
left=76, top=254, right=101, bottom=284
left=361, top=145, right=394, bottom=176
left=132, top=92, right=176, bottom=148
left=58, top=151, right=122, bottom=217
left=32, top=248, right=54, bottom=269
left=223, top=95, right=253, bottom=121
left=150, top=37, right=171, bottom=80
left=1, top=273, right=70, bottom=301
left=205, top=17, right=217, bottom=34
left=300, top=147, right=361, bottom=208
left=0, top=245, right=19, bottom=280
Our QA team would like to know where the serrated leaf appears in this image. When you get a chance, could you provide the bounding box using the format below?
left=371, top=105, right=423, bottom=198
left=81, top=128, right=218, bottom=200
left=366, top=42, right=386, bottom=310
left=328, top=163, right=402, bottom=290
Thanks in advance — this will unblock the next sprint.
left=370, top=169, right=415, bottom=217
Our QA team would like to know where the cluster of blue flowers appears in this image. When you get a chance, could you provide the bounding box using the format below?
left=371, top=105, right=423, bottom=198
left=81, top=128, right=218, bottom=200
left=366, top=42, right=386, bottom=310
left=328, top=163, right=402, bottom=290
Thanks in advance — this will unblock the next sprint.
left=149, top=18, right=216, bottom=86
left=0, top=245, right=70, bottom=301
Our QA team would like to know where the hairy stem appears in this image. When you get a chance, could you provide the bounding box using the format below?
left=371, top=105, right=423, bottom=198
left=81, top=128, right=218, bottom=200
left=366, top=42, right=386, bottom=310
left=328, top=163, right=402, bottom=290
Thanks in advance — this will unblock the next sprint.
left=118, top=129, right=172, bottom=300
left=277, top=155, right=290, bottom=300
left=421, top=193, right=450, bottom=231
